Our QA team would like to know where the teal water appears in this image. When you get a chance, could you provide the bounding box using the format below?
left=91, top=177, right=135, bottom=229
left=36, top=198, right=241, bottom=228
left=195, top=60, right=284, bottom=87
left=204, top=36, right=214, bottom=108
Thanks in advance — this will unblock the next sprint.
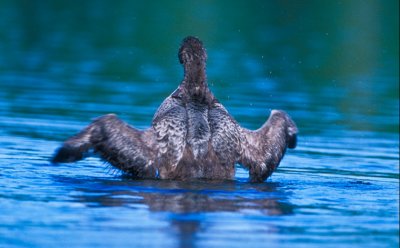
left=0, top=1, right=399, bottom=247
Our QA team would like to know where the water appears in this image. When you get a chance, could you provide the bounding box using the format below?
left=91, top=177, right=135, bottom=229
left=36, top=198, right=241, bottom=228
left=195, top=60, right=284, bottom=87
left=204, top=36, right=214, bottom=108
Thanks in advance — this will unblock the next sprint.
left=0, top=1, right=399, bottom=247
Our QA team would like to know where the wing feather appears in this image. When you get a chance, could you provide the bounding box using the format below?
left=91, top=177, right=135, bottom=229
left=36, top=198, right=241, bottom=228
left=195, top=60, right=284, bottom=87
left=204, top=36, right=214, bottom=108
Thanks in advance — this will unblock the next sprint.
left=209, top=101, right=242, bottom=166
left=239, top=110, right=298, bottom=182
left=152, top=90, right=187, bottom=175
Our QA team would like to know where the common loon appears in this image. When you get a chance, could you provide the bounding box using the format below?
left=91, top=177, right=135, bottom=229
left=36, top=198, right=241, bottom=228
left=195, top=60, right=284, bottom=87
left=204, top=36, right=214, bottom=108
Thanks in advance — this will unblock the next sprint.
left=52, top=36, right=298, bottom=182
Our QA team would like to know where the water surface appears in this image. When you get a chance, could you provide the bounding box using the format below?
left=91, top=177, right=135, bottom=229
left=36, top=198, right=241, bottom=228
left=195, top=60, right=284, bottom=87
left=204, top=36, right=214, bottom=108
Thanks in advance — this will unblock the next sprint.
left=0, top=1, right=399, bottom=247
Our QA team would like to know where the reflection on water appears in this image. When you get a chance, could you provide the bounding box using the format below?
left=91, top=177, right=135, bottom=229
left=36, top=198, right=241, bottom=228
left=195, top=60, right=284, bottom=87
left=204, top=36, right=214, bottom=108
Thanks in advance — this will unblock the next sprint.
left=0, top=1, right=399, bottom=247
left=67, top=178, right=292, bottom=215
left=63, top=177, right=293, bottom=247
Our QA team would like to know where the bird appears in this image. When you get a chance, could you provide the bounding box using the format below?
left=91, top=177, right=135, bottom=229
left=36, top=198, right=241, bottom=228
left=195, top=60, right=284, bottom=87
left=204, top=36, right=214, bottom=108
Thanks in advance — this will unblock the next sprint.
left=51, top=36, right=298, bottom=183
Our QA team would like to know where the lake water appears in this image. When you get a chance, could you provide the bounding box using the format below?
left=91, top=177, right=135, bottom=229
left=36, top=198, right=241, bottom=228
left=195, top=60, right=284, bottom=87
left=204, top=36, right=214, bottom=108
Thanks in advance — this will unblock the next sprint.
left=0, top=1, right=399, bottom=248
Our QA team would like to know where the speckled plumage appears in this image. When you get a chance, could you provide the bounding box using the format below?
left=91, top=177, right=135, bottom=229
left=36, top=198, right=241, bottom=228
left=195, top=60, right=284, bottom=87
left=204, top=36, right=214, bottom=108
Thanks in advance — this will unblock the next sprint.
left=52, top=36, right=298, bottom=182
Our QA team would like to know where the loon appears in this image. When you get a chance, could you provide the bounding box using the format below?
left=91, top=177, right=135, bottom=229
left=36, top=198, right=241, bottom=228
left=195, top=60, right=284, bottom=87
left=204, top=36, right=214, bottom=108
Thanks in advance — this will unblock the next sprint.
left=52, top=36, right=298, bottom=182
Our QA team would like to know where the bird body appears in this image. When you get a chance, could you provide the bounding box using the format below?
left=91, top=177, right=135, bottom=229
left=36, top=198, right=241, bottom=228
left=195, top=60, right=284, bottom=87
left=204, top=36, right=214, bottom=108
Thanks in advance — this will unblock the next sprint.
left=52, top=36, right=298, bottom=182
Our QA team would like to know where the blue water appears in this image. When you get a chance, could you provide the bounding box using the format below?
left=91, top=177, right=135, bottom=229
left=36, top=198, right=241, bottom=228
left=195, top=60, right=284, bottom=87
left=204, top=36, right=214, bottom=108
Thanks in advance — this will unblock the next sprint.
left=0, top=1, right=399, bottom=248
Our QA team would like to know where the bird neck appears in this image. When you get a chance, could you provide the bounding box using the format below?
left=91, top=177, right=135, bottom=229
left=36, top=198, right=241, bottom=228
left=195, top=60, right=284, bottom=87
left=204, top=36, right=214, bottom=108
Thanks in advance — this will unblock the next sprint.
left=182, top=61, right=209, bottom=101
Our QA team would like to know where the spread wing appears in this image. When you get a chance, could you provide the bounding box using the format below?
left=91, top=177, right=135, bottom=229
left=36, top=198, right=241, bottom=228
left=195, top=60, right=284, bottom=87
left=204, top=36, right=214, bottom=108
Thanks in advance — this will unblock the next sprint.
left=152, top=88, right=187, bottom=177
left=51, top=114, right=157, bottom=178
left=239, top=110, right=298, bottom=182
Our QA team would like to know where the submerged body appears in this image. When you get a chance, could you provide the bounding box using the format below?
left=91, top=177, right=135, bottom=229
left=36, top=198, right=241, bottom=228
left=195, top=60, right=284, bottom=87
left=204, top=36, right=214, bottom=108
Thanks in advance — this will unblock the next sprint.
left=52, top=36, right=298, bottom=182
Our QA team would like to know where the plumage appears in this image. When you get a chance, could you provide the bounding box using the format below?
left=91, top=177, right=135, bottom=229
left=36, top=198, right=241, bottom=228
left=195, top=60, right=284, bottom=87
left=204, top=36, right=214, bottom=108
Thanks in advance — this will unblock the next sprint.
left=52, top=36, right=298, bottom=182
